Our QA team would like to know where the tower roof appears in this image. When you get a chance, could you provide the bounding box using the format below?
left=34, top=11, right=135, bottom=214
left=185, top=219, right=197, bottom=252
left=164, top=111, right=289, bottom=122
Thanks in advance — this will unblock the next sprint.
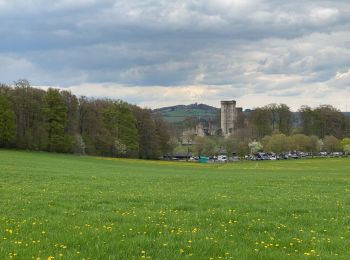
left=221, top=100, right=236, bottom=105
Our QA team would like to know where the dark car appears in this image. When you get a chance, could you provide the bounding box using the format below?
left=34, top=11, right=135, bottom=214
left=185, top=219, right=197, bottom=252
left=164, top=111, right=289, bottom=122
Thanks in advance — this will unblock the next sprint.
left=256, top=152, right=270, bottom=160
left=278, top=153, right=289, bottom=160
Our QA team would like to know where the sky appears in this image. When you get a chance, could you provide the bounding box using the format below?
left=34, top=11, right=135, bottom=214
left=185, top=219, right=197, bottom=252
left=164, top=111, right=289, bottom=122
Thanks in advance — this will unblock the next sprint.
left=0, top=0, right=349, bottom=110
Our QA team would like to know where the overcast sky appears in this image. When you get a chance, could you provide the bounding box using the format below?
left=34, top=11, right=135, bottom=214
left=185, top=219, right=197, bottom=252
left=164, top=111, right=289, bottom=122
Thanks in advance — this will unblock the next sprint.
left=0, top=0, right=349, bottom=110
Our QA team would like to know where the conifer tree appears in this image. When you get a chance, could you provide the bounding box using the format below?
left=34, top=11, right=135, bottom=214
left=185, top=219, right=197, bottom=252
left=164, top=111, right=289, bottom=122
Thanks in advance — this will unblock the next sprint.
left=43, top=89, right=69, bottom=152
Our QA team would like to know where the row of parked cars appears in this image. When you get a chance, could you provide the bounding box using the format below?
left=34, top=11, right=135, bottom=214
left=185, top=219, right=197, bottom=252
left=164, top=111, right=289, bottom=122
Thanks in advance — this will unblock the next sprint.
left=170, top=151, right=347, bottom=163
left=247, top=151, right=346, bottom=161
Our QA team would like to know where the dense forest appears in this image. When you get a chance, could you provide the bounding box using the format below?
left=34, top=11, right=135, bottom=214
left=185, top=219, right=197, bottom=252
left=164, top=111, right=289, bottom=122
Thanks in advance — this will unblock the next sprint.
left=0, top=80, right=172, bottom=159
left=248, top=104, right=350, bottom=139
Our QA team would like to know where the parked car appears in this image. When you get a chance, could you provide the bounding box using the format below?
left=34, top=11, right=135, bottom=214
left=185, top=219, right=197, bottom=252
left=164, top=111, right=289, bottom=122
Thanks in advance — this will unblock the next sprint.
left=331, top=152, right=342, bottom=157
left=229, top=156, right=240, bottom=162
left=299, top=152, right=308, bottom=158
left=278, top=153, right=289, bottom=160
left=218, top=155, right=228, bottom=162
left=291, top=153, right=300, bottom=159
left=253, top=153, right=263, bottom=160
left=248, top=155, right=258, bottom=160
left=198, top=156, right=209, bottom=163
left=269, top=155, right=277, bottom=160
left=254, top=153, right=264, bottom=160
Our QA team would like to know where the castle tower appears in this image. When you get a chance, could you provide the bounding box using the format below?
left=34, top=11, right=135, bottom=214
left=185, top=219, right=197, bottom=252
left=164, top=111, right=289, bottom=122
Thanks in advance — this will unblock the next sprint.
left=221, top=100, right=236, bottom=136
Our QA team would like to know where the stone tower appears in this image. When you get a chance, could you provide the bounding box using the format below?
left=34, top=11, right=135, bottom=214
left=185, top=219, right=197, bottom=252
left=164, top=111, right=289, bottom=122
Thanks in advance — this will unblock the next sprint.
left=221, top=100, right=242, bottom=136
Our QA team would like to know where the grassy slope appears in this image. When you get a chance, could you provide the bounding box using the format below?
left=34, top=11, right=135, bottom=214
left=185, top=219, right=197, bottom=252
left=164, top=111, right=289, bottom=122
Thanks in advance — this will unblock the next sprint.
left=0, top=150, right=350, bottom=259
left=153, top=105, right=218, bottom=123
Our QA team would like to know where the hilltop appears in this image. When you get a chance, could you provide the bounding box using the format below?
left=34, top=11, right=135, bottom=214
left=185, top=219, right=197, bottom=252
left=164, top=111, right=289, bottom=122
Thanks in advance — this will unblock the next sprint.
left=153, top=103, right=219, bottom=123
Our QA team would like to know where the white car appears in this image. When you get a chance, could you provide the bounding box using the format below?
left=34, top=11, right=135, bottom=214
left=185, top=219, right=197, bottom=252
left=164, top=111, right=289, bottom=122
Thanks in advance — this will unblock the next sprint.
left=217, top=155, right=227, bottom=162
left=269, top=155, right=277, bottom=160
left=331, top=152, right=342, bottom=157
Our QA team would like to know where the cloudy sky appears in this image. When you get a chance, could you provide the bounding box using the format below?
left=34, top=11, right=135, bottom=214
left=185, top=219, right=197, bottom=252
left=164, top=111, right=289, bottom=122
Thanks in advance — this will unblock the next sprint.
left=0, top=0, right=349, bottom=110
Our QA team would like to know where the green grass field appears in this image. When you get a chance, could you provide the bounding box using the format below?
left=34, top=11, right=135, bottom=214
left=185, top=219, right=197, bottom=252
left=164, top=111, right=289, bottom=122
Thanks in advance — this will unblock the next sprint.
left=1, top=150, right=350, bottom=259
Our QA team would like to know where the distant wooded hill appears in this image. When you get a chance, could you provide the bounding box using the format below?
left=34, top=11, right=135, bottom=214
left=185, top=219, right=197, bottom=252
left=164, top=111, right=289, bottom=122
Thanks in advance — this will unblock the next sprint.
left=153, top=103, right=350, bottom=123
left=153, top=103, right=219, bottom=123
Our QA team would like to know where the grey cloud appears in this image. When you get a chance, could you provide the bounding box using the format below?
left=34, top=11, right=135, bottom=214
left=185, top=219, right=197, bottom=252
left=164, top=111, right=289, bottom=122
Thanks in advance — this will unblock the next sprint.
left=0, top=0, right=349, bottom=107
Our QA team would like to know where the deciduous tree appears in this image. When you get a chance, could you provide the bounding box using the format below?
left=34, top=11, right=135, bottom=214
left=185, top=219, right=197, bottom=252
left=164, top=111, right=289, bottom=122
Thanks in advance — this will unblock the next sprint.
left=0, top=95, right=16, bottom=146
left=323, top=135, right=339, bottom=153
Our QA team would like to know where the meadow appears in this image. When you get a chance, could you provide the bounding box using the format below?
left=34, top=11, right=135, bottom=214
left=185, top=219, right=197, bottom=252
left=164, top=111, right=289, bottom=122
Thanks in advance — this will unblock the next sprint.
left=0, top=150, right=350, bottom=259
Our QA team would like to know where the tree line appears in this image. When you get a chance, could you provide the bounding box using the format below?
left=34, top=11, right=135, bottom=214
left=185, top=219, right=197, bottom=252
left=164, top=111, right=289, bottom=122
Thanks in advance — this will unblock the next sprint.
left=248, top=104, right=350, bottom=139
left=184, top=134, right=350, bottom=158
left=0, top=80, right=172, bottom=159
